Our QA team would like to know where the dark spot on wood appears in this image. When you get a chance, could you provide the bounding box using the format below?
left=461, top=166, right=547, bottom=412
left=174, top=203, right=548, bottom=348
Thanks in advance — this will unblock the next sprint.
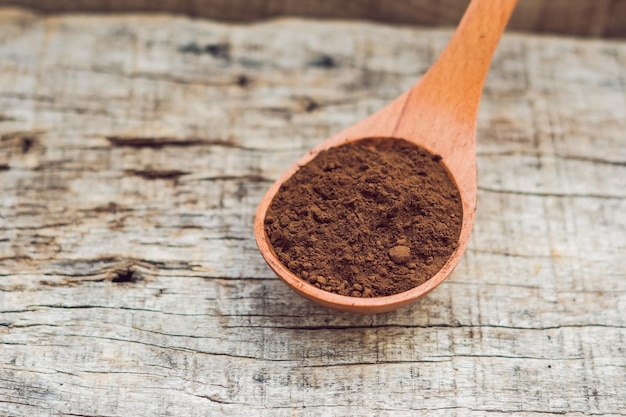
left=0, top=114, right=17, bottom=122
left=205, top=43, right=230, bottom=59
left=236, top=74, right=251, bottom=87
left=178, top=43, right=204, bottom=54
left=235, top=182, right=248, bottom=201
left=253, top=373, right=267, bottom=383
left=0, top=132, right=39, bottom=154
left=111, top=267, right=143, bottom=284
left=301, top=97, right=319, bottom=112
left=92, top=202, right=121, bottom=213
left=0, top=163, right=9, bottom=171
left=125, top=169, right=190, bottom=180
left=0, top=131, right=40, bottom=145
left=309, top=54, right=337, bottom=68
left=21, top=136, right=34, bottom=154
left=179, top=42, right=230, bottom=60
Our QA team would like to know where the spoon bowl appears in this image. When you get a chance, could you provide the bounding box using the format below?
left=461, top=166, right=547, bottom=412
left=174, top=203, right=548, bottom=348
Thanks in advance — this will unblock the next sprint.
left=255, top=0, right=518, bottom=313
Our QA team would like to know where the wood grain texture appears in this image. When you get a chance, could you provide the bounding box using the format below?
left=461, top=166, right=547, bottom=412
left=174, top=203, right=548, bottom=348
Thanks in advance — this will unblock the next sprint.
left=0, top=8, right=625, bottom=416
left=0, top=0, right=626, bottom=38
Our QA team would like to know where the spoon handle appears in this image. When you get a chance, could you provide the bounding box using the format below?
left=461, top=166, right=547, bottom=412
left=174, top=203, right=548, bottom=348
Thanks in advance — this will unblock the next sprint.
left=394, top=0, right=518, bottom=139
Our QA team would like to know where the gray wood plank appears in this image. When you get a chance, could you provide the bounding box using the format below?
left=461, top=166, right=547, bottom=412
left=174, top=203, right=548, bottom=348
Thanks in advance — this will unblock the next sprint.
left=1, top=9, right=625, bottom=417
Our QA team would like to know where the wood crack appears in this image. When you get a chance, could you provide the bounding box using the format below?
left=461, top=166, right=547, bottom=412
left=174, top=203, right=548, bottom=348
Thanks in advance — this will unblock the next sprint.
left=0, top=399, right=38, bottom=407
left=478, top=186, right=625, bottom=200
left=124, top=169, right=190, bottom=180
left=478, top=150, right=626, bottom=167
left=105, top=135, right=240, bottom=149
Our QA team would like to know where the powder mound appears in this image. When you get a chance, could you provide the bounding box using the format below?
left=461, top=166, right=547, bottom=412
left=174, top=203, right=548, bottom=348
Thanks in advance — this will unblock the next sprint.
left=264, top=137, right=463, bottom=297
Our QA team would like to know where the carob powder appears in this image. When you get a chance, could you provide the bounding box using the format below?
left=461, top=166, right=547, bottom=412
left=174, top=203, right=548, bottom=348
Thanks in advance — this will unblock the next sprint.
left=264, top=138, right=463, bottom=297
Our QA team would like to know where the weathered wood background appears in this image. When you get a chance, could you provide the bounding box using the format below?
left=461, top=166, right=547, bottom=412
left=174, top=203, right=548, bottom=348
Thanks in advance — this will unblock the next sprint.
left=1, top=8, right=625, bottom=416
left=2, top=0, right=626, bottom=38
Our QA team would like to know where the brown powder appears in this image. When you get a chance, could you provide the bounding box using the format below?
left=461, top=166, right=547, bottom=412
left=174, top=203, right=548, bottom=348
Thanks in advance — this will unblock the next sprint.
left=264, top=138, right=463, bottom=297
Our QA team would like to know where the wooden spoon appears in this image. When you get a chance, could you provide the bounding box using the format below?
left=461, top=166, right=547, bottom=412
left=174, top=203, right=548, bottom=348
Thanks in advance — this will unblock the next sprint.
left=255, top=0, right=519, bottom=314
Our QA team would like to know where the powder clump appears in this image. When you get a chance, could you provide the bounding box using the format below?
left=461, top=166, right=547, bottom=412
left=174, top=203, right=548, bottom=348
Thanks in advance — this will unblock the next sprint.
left=389, top=245, right=411, bottom=264
left=264, top=138, right=463, bottom=297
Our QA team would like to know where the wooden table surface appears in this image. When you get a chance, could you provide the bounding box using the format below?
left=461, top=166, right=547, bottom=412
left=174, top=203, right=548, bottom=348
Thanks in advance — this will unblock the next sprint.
left=1, top=9, right=625, bottom=417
